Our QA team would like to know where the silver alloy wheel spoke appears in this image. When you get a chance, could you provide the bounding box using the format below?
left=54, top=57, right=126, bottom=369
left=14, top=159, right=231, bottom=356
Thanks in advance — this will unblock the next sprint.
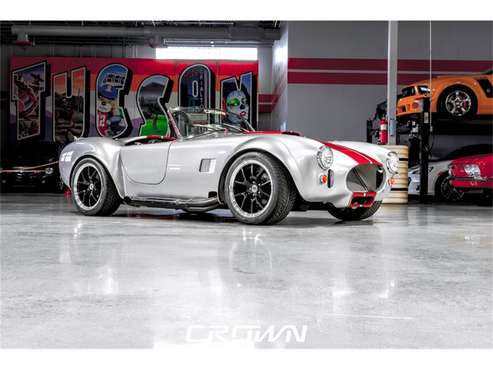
left=446, top=90, right=471, bottom=116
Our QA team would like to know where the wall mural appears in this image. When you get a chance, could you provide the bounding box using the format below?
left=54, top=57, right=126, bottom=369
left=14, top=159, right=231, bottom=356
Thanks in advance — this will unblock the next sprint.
left=53, top=66, right=89, bottom=143
left=9, top=57, right=258, bottom=148
left=11, top=61, right=48, bottom=140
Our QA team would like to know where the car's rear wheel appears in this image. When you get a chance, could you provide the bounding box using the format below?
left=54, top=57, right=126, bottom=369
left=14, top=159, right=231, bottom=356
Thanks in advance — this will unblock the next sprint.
left=439, top=86, right=477, bottom=118
left=435, top=173, right=464, bottom=202
left=328, top=201, right=382, bottom=221
left=71, top=158, right=121, bottom=216
left=224, top=152, right=296, bottom=225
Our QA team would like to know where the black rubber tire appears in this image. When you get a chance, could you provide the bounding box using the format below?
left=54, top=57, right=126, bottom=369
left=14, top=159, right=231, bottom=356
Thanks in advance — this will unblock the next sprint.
left=434, top=173, right=464, bottom=202
left=438, top=85, right=477, bottom=119
left=328, top=201, right=382, bottom=221
left=224, top=152, right=296, bottom=225
left=71, top=158, right=121, bottom=216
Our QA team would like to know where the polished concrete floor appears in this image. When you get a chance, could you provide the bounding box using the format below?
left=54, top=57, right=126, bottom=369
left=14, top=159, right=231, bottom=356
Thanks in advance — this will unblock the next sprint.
left=0, top=193, right=492, bottom=348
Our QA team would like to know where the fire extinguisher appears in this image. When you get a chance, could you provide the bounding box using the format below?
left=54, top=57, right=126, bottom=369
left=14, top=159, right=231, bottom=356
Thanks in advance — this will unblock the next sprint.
left=379, top=117, right=388, bottom=145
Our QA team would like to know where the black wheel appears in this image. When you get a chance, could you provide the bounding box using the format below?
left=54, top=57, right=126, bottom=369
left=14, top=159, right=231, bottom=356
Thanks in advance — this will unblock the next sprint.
left=435, top=173, right=464, bottom=202
left=328, top=201, right=382, bottom=221
left=71, top=158, right=121, bottom=216
left=438, top=86, right=477, bottom=118
left=224, top=152, right=296, bottom=225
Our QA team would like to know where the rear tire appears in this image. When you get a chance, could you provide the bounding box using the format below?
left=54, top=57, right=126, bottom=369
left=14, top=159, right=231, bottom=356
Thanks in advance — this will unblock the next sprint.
left=438, top=86, right=477, bottom=118
left=224, top=152, right=296, bottom=225
left=328, top=201, right=382, bottom=221
left=71, top=158, right=121, bottom=216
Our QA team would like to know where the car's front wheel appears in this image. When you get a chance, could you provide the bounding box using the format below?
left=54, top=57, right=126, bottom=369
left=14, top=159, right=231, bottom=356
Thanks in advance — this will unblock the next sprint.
left=224, top=152, right=296, bottom=225
left=328, top=201, right=382, bottom=221
left=435, top=173, right=463, bottom=202
left=71, top=158, right=121, bottom=216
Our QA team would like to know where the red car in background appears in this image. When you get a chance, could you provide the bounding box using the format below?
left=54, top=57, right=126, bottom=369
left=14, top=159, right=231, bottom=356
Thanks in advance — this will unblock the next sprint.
left=449, top=153, right=493, bottom=205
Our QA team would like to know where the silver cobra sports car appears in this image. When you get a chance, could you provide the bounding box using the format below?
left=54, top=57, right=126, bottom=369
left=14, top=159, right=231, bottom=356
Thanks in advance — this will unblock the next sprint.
left=59, top=107, right=399, bottom=225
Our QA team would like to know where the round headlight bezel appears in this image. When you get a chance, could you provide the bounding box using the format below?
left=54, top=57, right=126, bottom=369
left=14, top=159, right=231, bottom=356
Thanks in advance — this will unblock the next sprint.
left=317, top=146, right=333, bottom=170
left=386, top=151, right=399, bottom=175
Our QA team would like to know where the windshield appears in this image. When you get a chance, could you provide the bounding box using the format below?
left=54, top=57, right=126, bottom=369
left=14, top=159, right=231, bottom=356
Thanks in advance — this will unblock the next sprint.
left=401, top=86, right=416, bottom=97
left=170, top=107, right=254, bottom=138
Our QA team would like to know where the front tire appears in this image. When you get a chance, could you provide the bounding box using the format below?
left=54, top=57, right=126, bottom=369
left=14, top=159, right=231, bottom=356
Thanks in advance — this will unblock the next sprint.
left=435, top=173, right=463, bottom=202
left=71, top=158, right=121, bottom=216
left=224, top=152, right=296, bottom=225
left=328, top=201, right=382, bottom=221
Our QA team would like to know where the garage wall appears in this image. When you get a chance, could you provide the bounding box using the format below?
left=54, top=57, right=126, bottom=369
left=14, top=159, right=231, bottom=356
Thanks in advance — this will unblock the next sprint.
left=270, top=23, right=288, bottom=131
left=275, top=21, right=493, bottom=147
left=0, top=42, right=274, bottom=159
left=283, top=21, right=388, bottom=141
left=0, top=44, right=156, bottom=159
left=257, top=46, right=273, bottom=128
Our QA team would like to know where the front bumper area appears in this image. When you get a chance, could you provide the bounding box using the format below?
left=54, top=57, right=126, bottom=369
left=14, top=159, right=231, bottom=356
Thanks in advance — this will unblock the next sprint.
left=349, top=191, right=377, bottom=209
left=298, top=161, right=393, bottom=209
left=450, top=177, right=493, bottom=190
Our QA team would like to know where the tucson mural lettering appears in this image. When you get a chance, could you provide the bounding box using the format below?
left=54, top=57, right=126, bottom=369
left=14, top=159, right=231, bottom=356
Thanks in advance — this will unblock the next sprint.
left=11, top=61, right=48, bottom=140
left=53, top=67, right=89, bottom=144
left=136, top=74, right=172, bottom=136
left=9, top=57, right=258, bottom=148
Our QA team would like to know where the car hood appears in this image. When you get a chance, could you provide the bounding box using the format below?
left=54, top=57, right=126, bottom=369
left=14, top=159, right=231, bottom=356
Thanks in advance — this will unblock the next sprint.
left=409, top=73, right=481, bottom=88
left=451, top=153, right=493, bottom=165
left=242, top=131, right=383, bottom=165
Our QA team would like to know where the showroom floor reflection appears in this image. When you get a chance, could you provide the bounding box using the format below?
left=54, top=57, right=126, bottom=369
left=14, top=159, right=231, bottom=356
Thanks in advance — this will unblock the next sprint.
left=1, top=194, right=492, bottom=348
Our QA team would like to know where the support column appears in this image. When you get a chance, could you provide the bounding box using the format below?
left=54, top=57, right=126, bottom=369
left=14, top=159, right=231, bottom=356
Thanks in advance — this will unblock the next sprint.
left=386, top=21, right=398, bottom=145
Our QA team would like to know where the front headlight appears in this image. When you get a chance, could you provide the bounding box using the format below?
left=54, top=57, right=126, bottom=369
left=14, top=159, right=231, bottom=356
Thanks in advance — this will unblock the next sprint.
left=386, top=151, right=399, bottom=175
left=464, top=164, right=481, bottom=178
left=316, top=146, right=333, bottom=170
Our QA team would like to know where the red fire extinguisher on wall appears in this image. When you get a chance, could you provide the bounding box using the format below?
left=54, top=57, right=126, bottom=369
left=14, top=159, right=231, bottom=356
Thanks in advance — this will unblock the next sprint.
left=379, top=117, right=388, bottom=145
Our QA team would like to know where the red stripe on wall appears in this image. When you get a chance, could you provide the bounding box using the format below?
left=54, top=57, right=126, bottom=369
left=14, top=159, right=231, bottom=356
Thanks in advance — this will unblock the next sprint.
left=258, top=94, right=274, bottom=103
left=289, top=58, right=387, bottom=71
left=288, top=72, right=475, bottom=85
left=399, top=59, right=492, bottom=72
left=288, top=58, right=492, bottom=73
left=288, top=72, right=387, bottom=85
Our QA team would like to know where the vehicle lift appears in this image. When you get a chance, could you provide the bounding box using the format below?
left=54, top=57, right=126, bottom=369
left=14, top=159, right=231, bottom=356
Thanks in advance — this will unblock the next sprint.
left=417, top=97, right=432, bottom=203
left=367, top=97, right=432, bottom=204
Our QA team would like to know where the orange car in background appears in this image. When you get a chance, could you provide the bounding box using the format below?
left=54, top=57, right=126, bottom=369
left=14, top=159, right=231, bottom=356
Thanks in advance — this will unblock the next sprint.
left=397, top=69, right=493, bottom=118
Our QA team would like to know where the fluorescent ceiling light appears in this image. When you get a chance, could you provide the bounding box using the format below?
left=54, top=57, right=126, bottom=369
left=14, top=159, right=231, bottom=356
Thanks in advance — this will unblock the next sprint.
left=156, top=46, right=258, bottom=61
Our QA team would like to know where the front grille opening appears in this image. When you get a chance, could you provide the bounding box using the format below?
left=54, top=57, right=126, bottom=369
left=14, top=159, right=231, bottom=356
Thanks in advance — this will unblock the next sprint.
left=346, top=164, right=385, bottom=192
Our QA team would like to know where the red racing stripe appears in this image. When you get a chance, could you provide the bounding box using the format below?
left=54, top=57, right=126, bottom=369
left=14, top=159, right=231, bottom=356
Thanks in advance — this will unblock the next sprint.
left=322, top=141, right=382, bottom=166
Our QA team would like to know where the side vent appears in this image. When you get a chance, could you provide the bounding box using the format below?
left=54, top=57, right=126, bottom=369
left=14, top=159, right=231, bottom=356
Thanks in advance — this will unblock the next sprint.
left=199, top=159, right=216, bottom=173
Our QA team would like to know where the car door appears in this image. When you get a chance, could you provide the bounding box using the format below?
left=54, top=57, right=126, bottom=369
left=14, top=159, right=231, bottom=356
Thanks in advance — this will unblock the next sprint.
left=120, top=141, right=172, bottom=184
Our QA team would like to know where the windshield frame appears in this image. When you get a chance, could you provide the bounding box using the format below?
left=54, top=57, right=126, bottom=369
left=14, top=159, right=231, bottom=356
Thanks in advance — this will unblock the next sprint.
left=165, top=106, right=255, bottom=139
